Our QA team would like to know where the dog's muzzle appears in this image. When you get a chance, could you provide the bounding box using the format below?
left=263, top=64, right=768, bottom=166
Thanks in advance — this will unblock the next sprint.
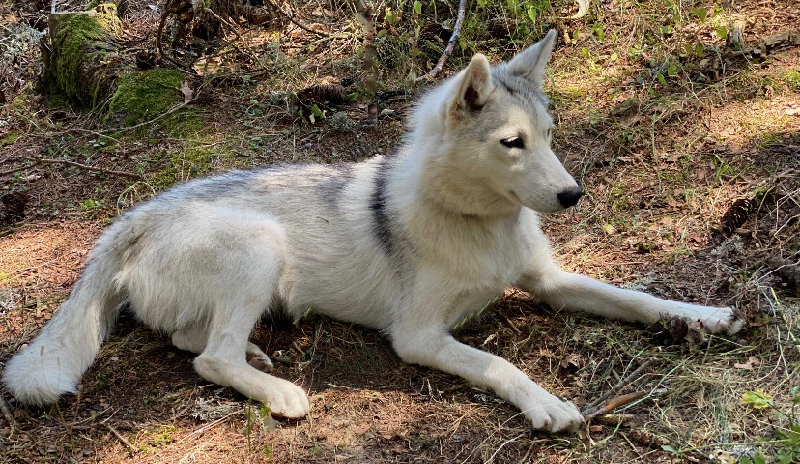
left=557, top=186, right=583, bottom=208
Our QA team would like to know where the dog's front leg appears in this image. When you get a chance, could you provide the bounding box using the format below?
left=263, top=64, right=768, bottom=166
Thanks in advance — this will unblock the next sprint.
left=388, top=292, right=584, bottom=432
left=520, top=269, right=743, bottom=334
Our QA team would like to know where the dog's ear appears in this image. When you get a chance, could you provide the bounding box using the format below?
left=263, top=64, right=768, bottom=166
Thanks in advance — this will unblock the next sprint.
left=450, top=53, right=493, bottom=116
left=507, top=29, right=557, bottom=87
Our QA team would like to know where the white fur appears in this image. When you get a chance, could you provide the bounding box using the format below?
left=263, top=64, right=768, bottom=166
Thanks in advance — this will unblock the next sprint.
left=2, top=30, right=742, bottom=432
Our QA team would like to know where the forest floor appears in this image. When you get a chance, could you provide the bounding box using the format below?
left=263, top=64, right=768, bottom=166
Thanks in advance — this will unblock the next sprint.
left=1, top=0, right=799, bottom=463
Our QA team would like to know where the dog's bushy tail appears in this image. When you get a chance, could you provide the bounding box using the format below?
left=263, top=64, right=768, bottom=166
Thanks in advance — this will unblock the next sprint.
left=2, top=234, right=125, bottom=406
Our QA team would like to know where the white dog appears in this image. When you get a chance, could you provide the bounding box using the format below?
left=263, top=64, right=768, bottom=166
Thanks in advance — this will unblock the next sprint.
left=3, top=30, right=742, bottom=432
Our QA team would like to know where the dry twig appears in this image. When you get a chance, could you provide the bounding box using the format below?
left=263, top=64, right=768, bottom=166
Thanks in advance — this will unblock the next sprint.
left=415, top=0, right=467, bottom=82
left=263, top=0, right=327, bottom=37
left=104, top=423, right=137, bottom=454
left=201, top=8, right=261, bottom=65
left=0, top=395, right=17, bottom=435
left=582, top=358, right=655, bottom=417
left=585, top=391, right=647, bottom=419
left=0, top=157, right=141, bottom=179
left=353, top=0, right=379, bottom=124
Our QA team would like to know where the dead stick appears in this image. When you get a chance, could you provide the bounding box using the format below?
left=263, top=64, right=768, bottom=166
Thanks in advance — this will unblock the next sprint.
left=38, top=158, right=141, bottom=179
left=583, top=358, right=655, bottom=414
left=353, top=0, right=378, bottom=124
left=497, top=312, right=522, bottom=335
left=585, top=391, right=647, bottom=419
left=106, top=100, right=190, bottom=134
left=7, top=156, right=140, bottom=179
left=415, top=0, right=467, bottom=82
left=105, top=423, right=137, bottom=454
left=202, top=8, right=261, bottom=65
left=156, top=0, right=189, bottom=69
left=0, top=159, right=41, bottom=177
left=263, top=0, right=327, bottom=37
left=0, top=395, right=17, bottom=434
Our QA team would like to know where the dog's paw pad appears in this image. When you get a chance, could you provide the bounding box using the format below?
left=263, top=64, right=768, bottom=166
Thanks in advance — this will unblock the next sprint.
left=247, top=354, right=274, bottom=372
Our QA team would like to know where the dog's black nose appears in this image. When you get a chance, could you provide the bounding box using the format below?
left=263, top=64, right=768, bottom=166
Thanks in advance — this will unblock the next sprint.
left=557, top=186, right=583, bottom=208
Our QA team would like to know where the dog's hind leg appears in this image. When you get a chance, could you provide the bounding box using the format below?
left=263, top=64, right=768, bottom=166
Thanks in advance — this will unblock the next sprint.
left=192, top=294, right=309, bottom=418
left=520, top=269, right=743, bottom=335
left=187, top=220, right=308, bottom=418
left=172, top=327, right=273, bottom=372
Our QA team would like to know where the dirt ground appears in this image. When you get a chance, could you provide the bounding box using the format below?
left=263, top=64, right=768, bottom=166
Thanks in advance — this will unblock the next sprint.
left=1, top=0, right=799, bottom=463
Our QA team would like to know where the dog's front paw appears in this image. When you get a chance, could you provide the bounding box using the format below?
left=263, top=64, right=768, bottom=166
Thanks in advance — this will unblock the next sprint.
left=686, top=304, right=744, bottom=335
left=265, top=378, right=310, bottom=419
left=523, top=395, right=584, bottom=433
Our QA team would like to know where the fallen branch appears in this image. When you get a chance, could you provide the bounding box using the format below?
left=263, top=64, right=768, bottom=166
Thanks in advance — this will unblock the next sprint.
left=582, top=358, right=655, bottom=417
left=156, top=0, right=192, bottom=69
left=104, top=423, right=137, bottom=454
left=202, top=8, right=260, bottom=65
left=0, top=161, right=37, bottom=178
left=263, top=0, right=327, bottom=37
left=584, top=391, right=647, bottom=419
left=0, top=395, right=17, bottom=436
left=0, top=157, right=141, bottom=179
left=353, top=0, right=378, bottom=124
left=415, top=0, right=467, bottom=82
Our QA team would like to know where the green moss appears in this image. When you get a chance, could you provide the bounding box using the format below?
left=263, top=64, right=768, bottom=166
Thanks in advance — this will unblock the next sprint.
left=50, top=13, right=107, bottom=106
left=160, top=110, right=204, bottom=137
left=150, top=146, right=222, bottom=190
left=137, top=425, right=177, bottom=454
left=0, top=132, right=19, bottom=148
left=783, top=70, right=800, bottom=91
left=107, top=69, right=185, bottom=126
left=93, top=4, right=123, bottom=36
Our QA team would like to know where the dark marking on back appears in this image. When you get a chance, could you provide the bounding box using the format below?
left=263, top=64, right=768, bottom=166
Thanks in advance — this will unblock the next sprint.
left=320, top=163, right=355, bottom=207
left=370, top=157, right=394, bottom=256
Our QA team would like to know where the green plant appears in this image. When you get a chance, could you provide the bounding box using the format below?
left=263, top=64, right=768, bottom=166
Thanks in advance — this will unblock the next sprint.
left=243, top=400, right=277, bottom=455
left=740, top=386, right=800, bottom=463
left=79, top=198, right=102, bottom=211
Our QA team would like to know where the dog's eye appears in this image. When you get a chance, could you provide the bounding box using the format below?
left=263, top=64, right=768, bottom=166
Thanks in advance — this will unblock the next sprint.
left=546, top=128, right=552, bottom=139
left=500, top=137, right=525, bottom=149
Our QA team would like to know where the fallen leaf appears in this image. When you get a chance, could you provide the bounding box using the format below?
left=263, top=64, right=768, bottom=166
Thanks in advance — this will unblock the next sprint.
left=733, top=356, right=760, bottom=370
left=741, top=389, right=773, bottom=409
left=180, top=80, right=194, bottom=102
left=559, top=353, right=584, bottom=369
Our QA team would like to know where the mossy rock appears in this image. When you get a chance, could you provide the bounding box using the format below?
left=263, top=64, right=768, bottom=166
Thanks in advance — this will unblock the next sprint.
left=107, top=69, right=186, bottom=126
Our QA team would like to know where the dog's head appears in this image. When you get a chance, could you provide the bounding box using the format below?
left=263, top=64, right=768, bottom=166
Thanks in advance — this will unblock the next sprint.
left=417, top=30, right=582, bottom=215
